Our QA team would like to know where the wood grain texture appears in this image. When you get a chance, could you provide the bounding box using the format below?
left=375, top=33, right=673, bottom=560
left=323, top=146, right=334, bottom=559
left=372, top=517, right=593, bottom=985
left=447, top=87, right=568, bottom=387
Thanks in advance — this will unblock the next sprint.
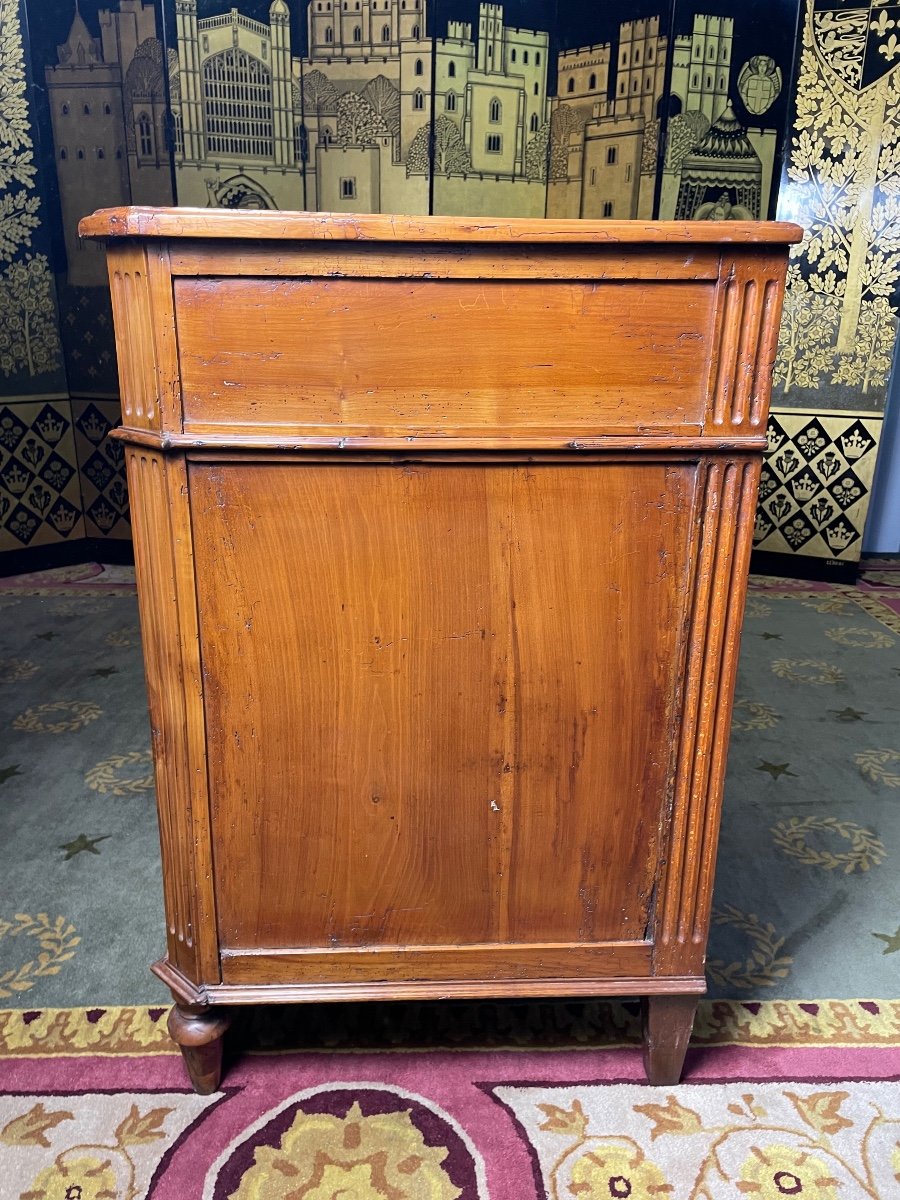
left=220, top=943, right=653, bottom=986
left=79, top=206, right=803, bottom=244
left=709, top=253, right=788, bottom=432
left=654, top=457, right=761, bottom=976
left=189, top=461, right=694, bottom=956
left=88, top=209, right=795, bottom=1089
left=175, top=276, right=717, bottom=439
left=167, top=242, right=722, bottom=282
left=106, top=243, right=182, bottom=433
left=204, top=975, right=707, bottom=1005
left=125, top=449, right=218, bottom=983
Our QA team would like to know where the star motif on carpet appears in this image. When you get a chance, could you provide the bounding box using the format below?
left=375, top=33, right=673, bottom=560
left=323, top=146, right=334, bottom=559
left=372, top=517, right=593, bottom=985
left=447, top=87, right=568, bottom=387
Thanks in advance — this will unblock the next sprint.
left=758, top=632, right=783, bottom=640
left=872, top=927, right=900, bottom=955
left=35, top=631, right=59, bottom=641
left=0, top=764, right=22, bottom=784
left=830, top=707, right=867, bottom=722
left=755, top=761, right=798, bottom=780
left=60, top=833, right=111, bottom=860
left=90, top=666, right=119, bottom=678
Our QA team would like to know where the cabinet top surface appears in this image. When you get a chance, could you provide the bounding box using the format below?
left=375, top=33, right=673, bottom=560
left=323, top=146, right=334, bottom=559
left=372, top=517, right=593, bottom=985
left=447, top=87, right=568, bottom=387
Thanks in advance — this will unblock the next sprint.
left=79, top=206, right=803, bottom=246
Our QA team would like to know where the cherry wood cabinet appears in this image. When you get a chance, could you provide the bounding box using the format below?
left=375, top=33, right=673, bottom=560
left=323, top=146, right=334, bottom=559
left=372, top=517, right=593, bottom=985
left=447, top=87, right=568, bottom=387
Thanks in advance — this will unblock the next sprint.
left=80, top=208, right=800, bottom=1093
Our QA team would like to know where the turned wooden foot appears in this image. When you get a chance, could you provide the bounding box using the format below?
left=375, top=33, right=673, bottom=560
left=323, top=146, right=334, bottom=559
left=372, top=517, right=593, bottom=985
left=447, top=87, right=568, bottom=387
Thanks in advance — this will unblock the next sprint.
left=167, top=1003, right=231, bottom=1094
left=641, top=995, right=698, bottom=1085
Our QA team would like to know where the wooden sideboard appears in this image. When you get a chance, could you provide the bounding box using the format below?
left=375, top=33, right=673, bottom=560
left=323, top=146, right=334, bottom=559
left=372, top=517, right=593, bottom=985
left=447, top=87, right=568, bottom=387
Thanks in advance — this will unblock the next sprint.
left=80, top=208, right=800, bottom=1093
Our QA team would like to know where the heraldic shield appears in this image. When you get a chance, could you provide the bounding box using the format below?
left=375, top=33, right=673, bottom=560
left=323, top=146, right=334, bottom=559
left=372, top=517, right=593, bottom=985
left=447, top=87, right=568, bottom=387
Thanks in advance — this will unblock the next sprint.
left=813, top=0, right=900, bottom=91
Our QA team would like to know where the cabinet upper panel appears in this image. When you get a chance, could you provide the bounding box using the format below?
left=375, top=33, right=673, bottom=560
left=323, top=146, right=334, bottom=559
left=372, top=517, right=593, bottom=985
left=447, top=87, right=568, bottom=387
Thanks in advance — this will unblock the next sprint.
left=174, top=271, right=718, bottom=439
left=90, top=211, right=797, bottom=447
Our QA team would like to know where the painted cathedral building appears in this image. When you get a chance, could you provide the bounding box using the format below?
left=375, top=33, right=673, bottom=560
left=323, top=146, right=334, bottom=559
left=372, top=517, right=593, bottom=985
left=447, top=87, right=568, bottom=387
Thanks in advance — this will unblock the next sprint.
left=44, top=0, right=780, bottom=275
left=548, top=14, right=777, bottom=222
left=45, top=1, right=174, bottom=287
left=129, top=0, right=549, bottom=219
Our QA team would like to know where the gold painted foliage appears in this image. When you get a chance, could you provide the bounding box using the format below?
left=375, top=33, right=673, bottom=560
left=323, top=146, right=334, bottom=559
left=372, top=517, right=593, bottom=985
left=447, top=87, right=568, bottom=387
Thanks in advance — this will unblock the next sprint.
left=0, top=0, right=62, bottom=379
left=0, top=0, right=38, bottom=192
left=774, top=4, right=900, bottom=397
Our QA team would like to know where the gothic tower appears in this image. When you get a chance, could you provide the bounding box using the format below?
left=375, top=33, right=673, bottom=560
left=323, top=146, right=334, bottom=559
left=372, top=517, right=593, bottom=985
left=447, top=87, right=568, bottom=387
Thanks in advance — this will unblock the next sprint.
left=175, top=0, right=204, bottom=162
left=269, top=0, right=293, bottom=166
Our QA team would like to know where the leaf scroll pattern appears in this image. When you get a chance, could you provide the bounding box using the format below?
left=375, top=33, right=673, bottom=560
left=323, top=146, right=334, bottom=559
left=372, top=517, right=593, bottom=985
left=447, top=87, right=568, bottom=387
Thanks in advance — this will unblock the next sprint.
left=772, top=1, right=900, bottom=404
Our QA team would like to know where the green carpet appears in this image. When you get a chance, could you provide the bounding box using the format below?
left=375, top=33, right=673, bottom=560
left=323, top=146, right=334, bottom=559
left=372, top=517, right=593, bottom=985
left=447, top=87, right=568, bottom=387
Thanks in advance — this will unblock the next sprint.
left=1, top=562, right=898, bottom=1008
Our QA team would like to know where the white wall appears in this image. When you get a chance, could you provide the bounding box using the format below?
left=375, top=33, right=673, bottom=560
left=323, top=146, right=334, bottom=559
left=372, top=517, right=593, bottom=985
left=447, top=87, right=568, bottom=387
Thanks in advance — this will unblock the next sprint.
left=863, top=340, right=900, bottom=553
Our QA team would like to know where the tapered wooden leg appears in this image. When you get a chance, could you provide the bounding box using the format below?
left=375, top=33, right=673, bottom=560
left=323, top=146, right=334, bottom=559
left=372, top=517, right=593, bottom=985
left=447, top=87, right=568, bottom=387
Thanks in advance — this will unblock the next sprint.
left=641, top=995, right=698, bottom=1085
left=167, top=1003, right=231, bottom=1094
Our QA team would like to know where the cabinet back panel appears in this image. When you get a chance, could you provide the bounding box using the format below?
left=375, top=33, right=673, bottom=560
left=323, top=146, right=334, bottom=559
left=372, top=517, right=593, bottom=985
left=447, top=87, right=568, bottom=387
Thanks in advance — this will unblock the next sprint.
left=189, top=461, right=696, bottom=952
left=175, top=277, right=716, bottom=436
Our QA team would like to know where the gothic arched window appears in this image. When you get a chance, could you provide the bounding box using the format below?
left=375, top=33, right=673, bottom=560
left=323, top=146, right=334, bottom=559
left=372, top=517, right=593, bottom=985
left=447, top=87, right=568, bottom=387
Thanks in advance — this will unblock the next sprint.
left=567, top=77, right=574, bottom=93
left=202, top=48, right=273, bottom=158
left=589, top=73, right=596, bottom=89
left=138, top=112, right=153, bottom=156
left=325, top=26, right=333, bottom=42
left=381, top=24, right=390, bottom=40
left=489, top=97, right=501, bottom=122
left=523, top=50, right=529, bottom=64
left=353, top=25, right=361, bottom=42
left=412, top=24, right=419, bottom=36
left=448, top=61, right=456, bottom=77
left=511, top=49, right=516, bottom=62
left=446, top=91, right=457, bottom=111
left=530, top=112, right=538, bottom=131
left=413, top=88, right=424, bottom=109
left=415, top=58, right=423, bottom=75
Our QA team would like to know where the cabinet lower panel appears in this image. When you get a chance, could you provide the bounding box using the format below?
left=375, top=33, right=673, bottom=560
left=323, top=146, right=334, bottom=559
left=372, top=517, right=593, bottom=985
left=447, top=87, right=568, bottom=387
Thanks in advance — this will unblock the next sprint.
left=191, top=460, right=697, bottom=956
left=220, top=941, right=654, bottom=987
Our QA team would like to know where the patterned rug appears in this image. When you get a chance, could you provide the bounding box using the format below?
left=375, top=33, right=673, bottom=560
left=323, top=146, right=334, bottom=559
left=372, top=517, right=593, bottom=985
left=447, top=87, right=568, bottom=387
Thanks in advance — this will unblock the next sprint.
left=1, top=559, right=898, bottom=1009
left=1, top=1016, right=898, bottom=1197
left=2, top=560, right=900, bottom=1196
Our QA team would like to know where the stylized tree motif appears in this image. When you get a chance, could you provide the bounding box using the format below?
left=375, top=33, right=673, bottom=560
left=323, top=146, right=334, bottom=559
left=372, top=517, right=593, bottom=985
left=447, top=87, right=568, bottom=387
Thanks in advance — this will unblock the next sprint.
left=0, top=0, right=61, bottom=382
left=0, top=254, right=62, bottom=377
left=336, top=91, right=389, bottom=146
left=775, top=3, right=900, bottom=386
left=406, top=122, right=431, bottom=176
left=301, top=68, right=339, bottom=121
left=0, top=190, right=39, bottom=262
left=641, top=117, right=661, bottom=175
left=664, top=110, right=710, bottom=171
left=773, top=268, right=842, bottom=392
left=549, top=105, right=585, bottom=181
left=524, top=120, right=549, bottom=181
left=432, top=114, right=471, bottom=175
left=0, top=1, right=37, bottom=191
left=361, top=74, right=400, bottom=137
left=831, top=295, right=897, bottom=393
